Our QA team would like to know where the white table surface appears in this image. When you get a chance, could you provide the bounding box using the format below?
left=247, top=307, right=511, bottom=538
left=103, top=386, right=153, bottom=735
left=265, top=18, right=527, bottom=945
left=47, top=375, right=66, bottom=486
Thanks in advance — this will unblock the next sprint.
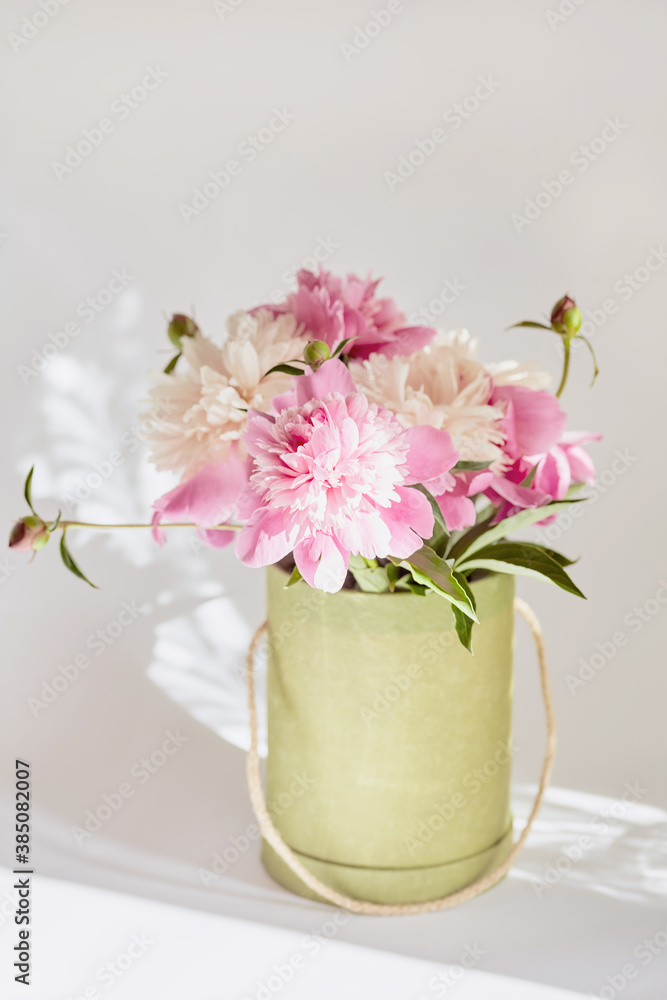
left=1, top=779, right=666, bottom=999
left=0, top=862, right=593, bottom=1000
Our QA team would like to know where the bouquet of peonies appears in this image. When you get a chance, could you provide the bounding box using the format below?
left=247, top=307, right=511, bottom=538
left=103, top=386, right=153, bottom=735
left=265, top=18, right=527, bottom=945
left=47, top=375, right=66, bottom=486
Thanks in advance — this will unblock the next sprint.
left=11, top=269, right=599, bottom=650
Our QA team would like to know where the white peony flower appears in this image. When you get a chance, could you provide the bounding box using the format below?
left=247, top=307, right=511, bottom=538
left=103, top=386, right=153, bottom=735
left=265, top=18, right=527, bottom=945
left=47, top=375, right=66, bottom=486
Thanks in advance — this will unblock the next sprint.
left=143, top=309, right=307, bottom=480
left=351, top=330, right=507, bottom=464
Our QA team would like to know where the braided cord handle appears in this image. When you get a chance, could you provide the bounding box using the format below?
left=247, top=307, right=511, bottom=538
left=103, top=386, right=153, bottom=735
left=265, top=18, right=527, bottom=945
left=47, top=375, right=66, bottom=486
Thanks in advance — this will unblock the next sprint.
left=245, top=597, right=556, bottom=915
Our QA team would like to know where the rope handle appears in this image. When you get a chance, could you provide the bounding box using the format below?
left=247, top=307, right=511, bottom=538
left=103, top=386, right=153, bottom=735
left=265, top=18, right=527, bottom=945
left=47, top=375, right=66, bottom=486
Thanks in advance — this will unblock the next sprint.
left=245, top=597, right=556, bottom=915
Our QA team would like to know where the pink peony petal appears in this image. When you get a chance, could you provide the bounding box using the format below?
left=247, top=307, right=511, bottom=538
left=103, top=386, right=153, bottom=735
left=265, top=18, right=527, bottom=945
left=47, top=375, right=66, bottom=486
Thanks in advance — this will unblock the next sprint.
left=493, top=385, right=566, bottom=460
left=151, top=452, right=248, bottom=546
left=236, top=507, right=297, bottom=567
left=197, top=527, right=236, bottom=549
left=382, top=485, right=433, bottom=558
left=436, top=492, right=477, bottom=531
left=294, top=533, right=350, bottom=593
left=403, top=425, right=459, bottom=494
left=294, top=358, right=356, bottom=405
left=489, top=474, right=552, bottom=509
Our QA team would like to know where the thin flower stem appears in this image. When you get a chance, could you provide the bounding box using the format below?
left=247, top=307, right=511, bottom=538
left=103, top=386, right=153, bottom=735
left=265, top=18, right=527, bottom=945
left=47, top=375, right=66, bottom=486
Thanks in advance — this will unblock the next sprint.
left=57, top=521, right=242, bottom=532
left=556, top=339, right=571, bottom=398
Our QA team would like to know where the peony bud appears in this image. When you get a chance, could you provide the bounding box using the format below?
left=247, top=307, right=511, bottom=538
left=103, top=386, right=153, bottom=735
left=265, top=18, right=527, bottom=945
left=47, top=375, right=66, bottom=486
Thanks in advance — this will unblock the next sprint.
left=9, top=517, right=49, bottom=552
left=303, top=340, right=331, bottom=367
left=167, top=313, right=200, bottom=348
left=551, top=296, right=582, bottom=337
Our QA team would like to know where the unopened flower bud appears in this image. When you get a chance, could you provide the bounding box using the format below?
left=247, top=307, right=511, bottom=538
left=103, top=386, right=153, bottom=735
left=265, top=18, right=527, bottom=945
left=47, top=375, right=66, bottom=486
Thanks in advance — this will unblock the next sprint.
left=9, top=517, right=49, bottom=552
left=167, top=313, right=200, bottom=348
left=551, top=296, right=581, bottom=337
left=304, top=340, right=331, bottom=367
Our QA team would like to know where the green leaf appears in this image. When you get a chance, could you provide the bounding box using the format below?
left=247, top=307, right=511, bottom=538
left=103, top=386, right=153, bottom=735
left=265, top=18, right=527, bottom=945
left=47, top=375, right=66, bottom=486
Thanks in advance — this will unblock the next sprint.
left=390, top=546, right=478, bottom=621
left=452, top=606, right=474, bottom=653
left=47, top=510, right=62, bottom=532
left=518, top=463, right=538, bottom=489
left=332, top=337, right=356, bottom=357
left=262, top=362, right=307, bottom=378
left=539, top=547, right=577, bottom=567
left=397, top=577, right=428, bottom=596
left=407, top=483, right=449, bottom=536
left=24, top=466, right=37, bottom=516
left=507, top=320, right=554, bottom=331
left=575, top=334, right=599, bottom=386
left=456, top=541, right=585, bottom=598
left=386, top=562, right=401, bottom=592
left=163, top=352, right=181, bottom=374
left=453, top=499, right=585, bottom=565
left=349, top=555, right=391, bottom=593
left=285, top=566, right=303, bottom=587
left=60, top=531, right=99, bottom=589
left=452, top=569, right=477, bottom=616
left=452, top=460, right=493, bottom=471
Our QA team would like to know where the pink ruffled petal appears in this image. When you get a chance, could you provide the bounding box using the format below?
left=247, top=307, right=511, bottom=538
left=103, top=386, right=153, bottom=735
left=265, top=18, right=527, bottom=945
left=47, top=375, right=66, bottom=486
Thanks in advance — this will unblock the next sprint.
left=493, top=385, right=566, bottom=459
left=294, top=358, right=356, bottom=405
left=436, top=492, right=477, bottom=531
left=197, top=527, right=236, bottom=549
left=294, top=534, right=349, bottom=593
left=564, top=444, right=597, bottom=486
left=152, top=453, right=249, bottom=546
left=403, top=425, right=459, bottom=494
left=235, top=507, right=297, bottom=568
left=489, top=475, right=552, bottom=509
left=382, top=485, right=433, bottom=559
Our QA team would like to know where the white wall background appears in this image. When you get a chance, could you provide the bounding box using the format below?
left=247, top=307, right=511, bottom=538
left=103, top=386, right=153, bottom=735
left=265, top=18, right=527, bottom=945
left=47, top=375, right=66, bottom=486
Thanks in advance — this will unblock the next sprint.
left=1, top=0, right=666, bottom=972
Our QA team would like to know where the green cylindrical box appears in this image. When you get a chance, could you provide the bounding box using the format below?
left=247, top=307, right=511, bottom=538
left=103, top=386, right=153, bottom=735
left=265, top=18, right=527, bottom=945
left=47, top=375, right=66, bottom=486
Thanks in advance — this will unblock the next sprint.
left=262, top=564, right=516, bottom=905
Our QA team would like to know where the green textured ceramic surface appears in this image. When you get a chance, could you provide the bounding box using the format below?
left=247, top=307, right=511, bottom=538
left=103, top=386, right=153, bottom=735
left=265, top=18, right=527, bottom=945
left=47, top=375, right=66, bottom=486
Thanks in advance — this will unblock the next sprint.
left=263, top=564, right=516, bottom=905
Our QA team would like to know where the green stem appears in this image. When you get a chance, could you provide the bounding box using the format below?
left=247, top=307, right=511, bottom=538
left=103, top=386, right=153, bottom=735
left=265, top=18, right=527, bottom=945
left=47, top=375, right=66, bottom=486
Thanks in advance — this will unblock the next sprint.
left=57, top=521, right=242, bottom=532
left=556, top=338, right=571, bottom=398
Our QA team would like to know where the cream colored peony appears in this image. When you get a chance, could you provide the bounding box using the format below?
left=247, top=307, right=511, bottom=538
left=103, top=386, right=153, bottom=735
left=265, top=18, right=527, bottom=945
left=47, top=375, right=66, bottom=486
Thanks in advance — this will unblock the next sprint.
left=144, top=309, right=307, bottom=480
left=350, top=330, right=550, bottom=466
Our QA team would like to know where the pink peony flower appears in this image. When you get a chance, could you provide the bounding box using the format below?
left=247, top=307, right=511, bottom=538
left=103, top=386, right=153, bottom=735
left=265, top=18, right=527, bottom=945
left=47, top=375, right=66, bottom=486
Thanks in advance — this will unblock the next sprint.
left=259, top=268, right=436, bottom=361
left=235, top=359, right=459, bottom=592
left=485, top=431, right=601, bottom=522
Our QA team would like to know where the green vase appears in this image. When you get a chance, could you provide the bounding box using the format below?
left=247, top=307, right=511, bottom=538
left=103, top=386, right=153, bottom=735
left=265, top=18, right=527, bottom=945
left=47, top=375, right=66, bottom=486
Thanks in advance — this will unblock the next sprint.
left=261, top=564, right=516, bottom=905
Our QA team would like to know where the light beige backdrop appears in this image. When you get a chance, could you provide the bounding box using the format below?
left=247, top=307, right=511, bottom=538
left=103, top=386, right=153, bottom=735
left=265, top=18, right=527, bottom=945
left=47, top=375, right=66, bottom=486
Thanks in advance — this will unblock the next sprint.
left=0, top=0, right=666, bottom=992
